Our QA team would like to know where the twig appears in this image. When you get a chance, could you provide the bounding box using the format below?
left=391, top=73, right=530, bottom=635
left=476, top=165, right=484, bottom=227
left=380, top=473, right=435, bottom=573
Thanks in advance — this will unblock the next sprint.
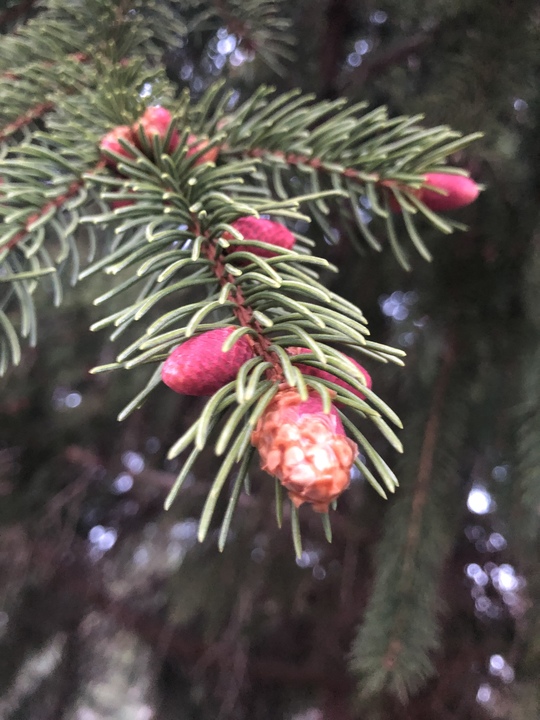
left=4, top=159, right=105, bottom=251
left=0, top=101, right=54, bottom=143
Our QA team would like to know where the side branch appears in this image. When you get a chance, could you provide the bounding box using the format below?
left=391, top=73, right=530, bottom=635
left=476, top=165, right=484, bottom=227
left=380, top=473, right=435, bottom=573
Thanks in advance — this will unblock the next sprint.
left=383, top=337, right=456, bottom=670
left=0, top=101, right=54, bottom=143
left=4, top=159, right=105, bottom=251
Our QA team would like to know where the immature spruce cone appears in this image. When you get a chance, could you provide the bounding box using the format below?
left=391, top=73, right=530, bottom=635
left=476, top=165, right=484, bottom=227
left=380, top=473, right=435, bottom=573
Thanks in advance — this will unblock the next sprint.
left=251, top=388, right=358, bottom=512
left=133, top=106, right=179, bottom=153
left=162, top=326, right=255, bottom=396
left=224, top=217, right=296, bottom=258
left=420, top=172, right=480, bottom=211
left=389, top=172, right=480, bottom=212
left=99, top=125, right=136, bottom=167
left=286, top=347, right=371, bottom=401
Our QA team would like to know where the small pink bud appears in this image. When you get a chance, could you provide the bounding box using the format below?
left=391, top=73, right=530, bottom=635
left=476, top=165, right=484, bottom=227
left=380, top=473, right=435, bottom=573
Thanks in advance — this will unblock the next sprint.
left=99, top=126, right=136, bottom=167
left=388, top=172, right=480, bottom=213
left=287, top=348, right=371, bottom=401
left=161, top=326, right=255, bottom=396
left=186, top=133, right=219, bottom=164
left=133, top=106, right=180, bottom=153
left=419, top=172, right=480, bottom=211
left=224, top=217, right=296, bottom=258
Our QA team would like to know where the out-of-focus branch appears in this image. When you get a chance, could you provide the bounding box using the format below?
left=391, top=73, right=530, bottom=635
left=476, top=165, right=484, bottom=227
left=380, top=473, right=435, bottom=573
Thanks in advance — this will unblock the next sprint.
left=341, top=30, right=435, bottom=91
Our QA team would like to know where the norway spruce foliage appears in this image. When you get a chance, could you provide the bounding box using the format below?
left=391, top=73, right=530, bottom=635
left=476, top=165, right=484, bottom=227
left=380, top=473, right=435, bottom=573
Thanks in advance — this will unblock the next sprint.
left=0, top=0, right=539, bottom=718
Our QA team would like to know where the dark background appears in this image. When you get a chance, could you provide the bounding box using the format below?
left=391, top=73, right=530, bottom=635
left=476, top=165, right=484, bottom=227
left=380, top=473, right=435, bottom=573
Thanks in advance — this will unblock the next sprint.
left=1, top=1, right=539, bottom=719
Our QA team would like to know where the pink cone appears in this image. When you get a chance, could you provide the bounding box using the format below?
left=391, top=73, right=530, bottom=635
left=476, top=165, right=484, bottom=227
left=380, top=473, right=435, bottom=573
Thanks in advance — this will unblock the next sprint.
left=420, top=173, right=480, bottom=211
left=161, top=326, right=255, bottom=396
left=224, top=217, right=296, bottom=258
left=99, top=126, right=136, bottom=167
left=133, top=106, right=180, bottom=153
left=287, top=347, right=371, bottom=401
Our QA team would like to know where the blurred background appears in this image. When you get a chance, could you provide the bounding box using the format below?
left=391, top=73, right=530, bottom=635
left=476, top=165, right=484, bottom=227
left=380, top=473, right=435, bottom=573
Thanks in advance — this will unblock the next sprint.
left=1, top=1, right=540, bottom=719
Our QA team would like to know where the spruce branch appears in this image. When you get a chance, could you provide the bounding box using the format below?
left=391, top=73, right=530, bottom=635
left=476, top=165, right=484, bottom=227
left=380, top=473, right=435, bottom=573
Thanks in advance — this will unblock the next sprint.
left=0, top=101, right=54, bottom=143
left=188, top=0, right=295, bottom=74
left=74, top=122, right=403, bottom=542
left=350, top=337, right=470, bottom=700
left=203, top=87, right=481, bottom=267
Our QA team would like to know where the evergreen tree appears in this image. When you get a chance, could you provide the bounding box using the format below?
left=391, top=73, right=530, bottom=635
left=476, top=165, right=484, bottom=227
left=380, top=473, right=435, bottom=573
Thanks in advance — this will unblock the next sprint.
left=0, top=1, right=538, bottom=718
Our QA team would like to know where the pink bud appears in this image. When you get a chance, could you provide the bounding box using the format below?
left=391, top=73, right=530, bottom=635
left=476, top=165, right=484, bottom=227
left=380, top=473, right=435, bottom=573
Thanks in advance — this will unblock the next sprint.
left=133, top=106, right=180, bottom=153
left=161, top=326, right=255, bottom=396
left=99, top=126, right=136, bottom=167
left=287, top=348, right=371, bottom=401
left=224, top=217, right=296, bottom=258
left=186, top=133, right=219, bottom=164
left=387, top=172, right=480, bottom=213
left=420, top=173, right=480, bottom=211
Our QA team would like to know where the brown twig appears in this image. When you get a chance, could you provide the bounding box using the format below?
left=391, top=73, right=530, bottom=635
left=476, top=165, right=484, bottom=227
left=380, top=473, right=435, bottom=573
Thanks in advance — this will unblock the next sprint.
left=198, top=219, right=284, bottom=379
left=3, top=159, right=105, bottom=251
left=0, top=53, right=90, bottom=141
left=0, top=101, right=54, bottom=143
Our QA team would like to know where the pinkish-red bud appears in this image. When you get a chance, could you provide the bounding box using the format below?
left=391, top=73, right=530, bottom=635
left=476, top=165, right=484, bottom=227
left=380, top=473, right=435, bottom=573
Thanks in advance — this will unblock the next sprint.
left=419, top=172, right=480, bottom=211
left=388, top=172, right=480, bottom=213
left=223, top=217, right=296, bottom=259
left=286, top=348, right=371, bottom=401
left=111, top=197, right=135, bottom=209
left=99, top=126, right=136, bottom=167
left=161, top=326, right=255, bottom=396
left=185, top=133, right=219, bottom=164
left=133, top=106, right=180, bottom=153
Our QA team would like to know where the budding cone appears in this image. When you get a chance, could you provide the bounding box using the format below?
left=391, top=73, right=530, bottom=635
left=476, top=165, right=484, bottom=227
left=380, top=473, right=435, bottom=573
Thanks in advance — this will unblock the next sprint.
left=133, top=106, right=180, bottom=153
left=99, top=126, right=136, bottom=167
left=286, top=347, right=371, bottom=401
left=420, top=172, right=480, bottom=211
left=251, top=388, right=358, bottom=512
left=224, top=217, right=296, bottom=258
left=388, top=172, right=480, bottom=213
left=186, top=133, right=219, bottom=164
left=162, top=327, right=255, bottom=396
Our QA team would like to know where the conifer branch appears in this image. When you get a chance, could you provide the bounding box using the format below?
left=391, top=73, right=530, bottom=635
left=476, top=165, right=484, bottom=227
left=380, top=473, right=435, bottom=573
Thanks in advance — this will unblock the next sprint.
left=0, top=101, right=53, bottom=143
left=211, top=88, right=481, bottom=266
left=382, top=340, right=455, bottom=671
left=350, top=336, right=470, bottom=700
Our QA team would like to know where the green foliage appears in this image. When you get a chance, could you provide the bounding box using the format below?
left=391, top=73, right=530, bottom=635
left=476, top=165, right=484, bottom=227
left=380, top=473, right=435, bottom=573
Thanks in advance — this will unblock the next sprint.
left=350, top=348, right=469, bottom=699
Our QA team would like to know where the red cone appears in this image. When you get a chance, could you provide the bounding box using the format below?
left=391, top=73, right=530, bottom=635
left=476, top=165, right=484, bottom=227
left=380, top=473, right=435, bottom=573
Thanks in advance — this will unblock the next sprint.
left=287, top=347, right=371, bottom=401
left=186, top=133, right=219, bottom=164
left=388, top=172, right=479, bottom=213
left=99, top=126, right=136, bottom=167
left=419, top=172, right=480, bottom=211
left=224, top=217, right=296, bottom=258
left=161, top=326, right=255, bottom=396
left=133, top=106, right=180, bottom=153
